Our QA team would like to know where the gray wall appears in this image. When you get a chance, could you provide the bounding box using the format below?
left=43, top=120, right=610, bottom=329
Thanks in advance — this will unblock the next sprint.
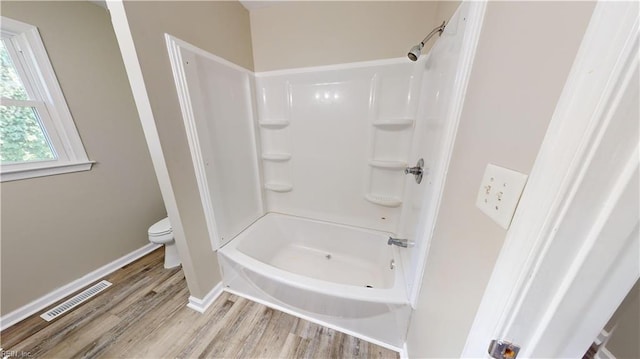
left=604, top=280, right=640, bottom=359
left=121, top=1, right=254, bottom=298
left=1, top=1, right=165, bottom=315
left=249, top=1, right=451, bottom=72
left=406, top=2, right=596, bottom=357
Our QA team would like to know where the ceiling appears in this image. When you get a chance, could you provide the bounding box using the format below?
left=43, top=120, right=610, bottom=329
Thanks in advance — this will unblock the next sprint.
left=89, top=0, right=279, bottom=12
left=87, top=0, right=107, bottom=9
left=239, top=1, right=281, bottom=11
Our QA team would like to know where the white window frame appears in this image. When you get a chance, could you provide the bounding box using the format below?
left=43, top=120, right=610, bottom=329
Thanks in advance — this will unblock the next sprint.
left=1, top=16, right=93, bottom=181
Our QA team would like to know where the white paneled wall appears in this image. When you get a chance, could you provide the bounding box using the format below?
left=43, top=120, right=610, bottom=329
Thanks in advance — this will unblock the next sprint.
left=397, top=3, right=474, bottom=302
left=179, top=46, right=264, bottom=248
left=256, top=61, right=423, bottom=233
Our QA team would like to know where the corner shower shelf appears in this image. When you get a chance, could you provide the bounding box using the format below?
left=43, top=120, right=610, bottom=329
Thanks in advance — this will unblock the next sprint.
left=368, top=160, right=407, bottom=170
left=372, top=118, right=414, bottom=130
left=262, top=153, right=292, bottom=162
left=365, top=194, right=402, bottom=208
left=259, top=120, right=290, bottom=129
left=264, top=182, right=293, bottom=193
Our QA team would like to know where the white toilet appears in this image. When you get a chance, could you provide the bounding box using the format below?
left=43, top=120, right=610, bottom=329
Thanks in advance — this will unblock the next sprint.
left=148, top=217, right=181, bottom=269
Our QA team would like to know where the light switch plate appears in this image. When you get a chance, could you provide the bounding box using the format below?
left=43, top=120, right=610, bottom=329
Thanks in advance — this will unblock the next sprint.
left=476, top=164, right=528, bottom=229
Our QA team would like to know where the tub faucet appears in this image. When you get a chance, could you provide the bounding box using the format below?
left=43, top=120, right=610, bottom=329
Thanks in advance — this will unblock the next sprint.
left=388, top=237, right=414, bottom=248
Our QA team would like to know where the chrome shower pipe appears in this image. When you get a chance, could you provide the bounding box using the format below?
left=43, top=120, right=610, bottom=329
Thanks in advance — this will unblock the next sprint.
left=408, top=21, right=446, bottom=61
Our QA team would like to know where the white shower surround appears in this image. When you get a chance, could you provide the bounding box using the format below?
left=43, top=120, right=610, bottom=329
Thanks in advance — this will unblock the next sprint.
left=166, top=1, right=481, bottom=351
left=255, top=59, right=423, bottom=234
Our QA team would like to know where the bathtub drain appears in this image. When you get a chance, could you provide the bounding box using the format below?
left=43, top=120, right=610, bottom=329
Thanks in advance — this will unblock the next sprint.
left=365, top=285, right=373, bottom=288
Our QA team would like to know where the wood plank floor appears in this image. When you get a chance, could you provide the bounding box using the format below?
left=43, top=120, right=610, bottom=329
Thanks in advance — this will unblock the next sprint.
left=0, top=248, right=399, bottom=358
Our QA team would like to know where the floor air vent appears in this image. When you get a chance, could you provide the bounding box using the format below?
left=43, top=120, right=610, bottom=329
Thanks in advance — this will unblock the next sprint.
left=40, top=280, right=112, bottom=321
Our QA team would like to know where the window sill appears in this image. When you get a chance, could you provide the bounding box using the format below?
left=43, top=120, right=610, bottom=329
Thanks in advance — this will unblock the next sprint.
left=0, top=160, right=95, bottom=182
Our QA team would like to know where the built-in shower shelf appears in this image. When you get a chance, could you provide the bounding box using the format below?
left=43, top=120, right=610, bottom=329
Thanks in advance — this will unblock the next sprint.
left=368, top=160, right=407, bottom=170
left=265, top=182, right=293, bottom=193
left=259, top=120, right=290, bottom=129
left=262, top=153, right=292, bottom=162
left=365, top=194, right=402, bottom=208
left=372, top=118, right=414, bottom=130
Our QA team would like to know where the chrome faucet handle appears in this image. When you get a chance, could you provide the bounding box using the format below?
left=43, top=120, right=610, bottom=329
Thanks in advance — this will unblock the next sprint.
left=405, top=167, right=422, bottom=175
left=388, top=237, right=415, bottom=248
left=405, top=158, right=424, bottom=184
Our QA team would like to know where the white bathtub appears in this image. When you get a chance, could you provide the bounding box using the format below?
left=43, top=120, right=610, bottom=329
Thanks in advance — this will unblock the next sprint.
left=218, top=213, right=411, bottom=350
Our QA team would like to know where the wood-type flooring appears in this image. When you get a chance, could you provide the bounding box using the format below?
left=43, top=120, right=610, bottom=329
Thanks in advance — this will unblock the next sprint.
left=0, top=248, right=399, bottom=359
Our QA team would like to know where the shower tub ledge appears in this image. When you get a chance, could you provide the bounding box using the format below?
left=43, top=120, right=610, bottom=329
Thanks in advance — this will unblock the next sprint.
left=218, top=213, right=411, bottom=350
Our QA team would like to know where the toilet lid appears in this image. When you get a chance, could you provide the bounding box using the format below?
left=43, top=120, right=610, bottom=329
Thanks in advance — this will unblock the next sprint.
left=149, top=217, right=172, bottom=236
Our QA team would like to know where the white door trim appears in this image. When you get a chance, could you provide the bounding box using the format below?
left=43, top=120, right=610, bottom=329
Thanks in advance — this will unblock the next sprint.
left=462, top=1, right=639, bottom=357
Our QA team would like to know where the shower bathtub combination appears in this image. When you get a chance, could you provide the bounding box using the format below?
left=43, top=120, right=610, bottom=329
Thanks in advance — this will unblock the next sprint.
left=167, top=2, right=476, bottom=351
left=219, top=213, right=410, bottom=348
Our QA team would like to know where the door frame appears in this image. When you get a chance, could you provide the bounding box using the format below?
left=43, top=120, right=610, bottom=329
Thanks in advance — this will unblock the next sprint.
left=462, top=1, right=639, bottom=357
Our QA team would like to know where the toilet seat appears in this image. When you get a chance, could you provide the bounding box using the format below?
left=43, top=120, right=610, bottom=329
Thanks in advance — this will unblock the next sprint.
left=148, top=217, right=172, bottom=236
left=149, top=232, right=173, bottom=244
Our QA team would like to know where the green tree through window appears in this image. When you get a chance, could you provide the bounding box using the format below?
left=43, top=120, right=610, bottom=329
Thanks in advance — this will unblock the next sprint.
left=0, top=40, right=55, bottom=163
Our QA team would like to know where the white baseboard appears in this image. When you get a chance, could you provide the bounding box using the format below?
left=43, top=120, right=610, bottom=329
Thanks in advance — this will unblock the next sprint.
left=0, top=243, right=161, bottom=331
left=223, top=287, right=403, bottom=354
left=400, top=341, right=409, bottom=359
left=187, top=282, right=224, bottom=313
left=595, top=347, right=617, bottom=359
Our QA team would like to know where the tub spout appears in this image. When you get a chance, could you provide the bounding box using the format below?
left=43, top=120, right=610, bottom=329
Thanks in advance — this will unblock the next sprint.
left=388, top=237, right=414, bottom=248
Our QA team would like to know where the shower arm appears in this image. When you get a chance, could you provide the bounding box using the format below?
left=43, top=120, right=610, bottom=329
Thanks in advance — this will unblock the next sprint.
left=417, top=21, right=447, bottom=50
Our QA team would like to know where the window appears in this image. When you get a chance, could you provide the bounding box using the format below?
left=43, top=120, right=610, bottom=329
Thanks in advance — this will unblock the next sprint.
left=1, top=17, right=92, bottom=181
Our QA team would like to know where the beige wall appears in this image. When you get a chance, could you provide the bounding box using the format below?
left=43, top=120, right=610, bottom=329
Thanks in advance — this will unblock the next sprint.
left=604, top=280, right=640, bottom=359
left=436, top=1, right=461, bottom=25
left=406, top=2, right=595, bottom=357
left=121, top=1, right=253, bottom=298
left=250, top=1, right=451, bottom=71
left=0, top=1, right=165, bottom=315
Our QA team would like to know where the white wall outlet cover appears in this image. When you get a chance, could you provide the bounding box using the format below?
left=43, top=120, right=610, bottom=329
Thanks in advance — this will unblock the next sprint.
left=475, top=164, right=528, bottom=229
